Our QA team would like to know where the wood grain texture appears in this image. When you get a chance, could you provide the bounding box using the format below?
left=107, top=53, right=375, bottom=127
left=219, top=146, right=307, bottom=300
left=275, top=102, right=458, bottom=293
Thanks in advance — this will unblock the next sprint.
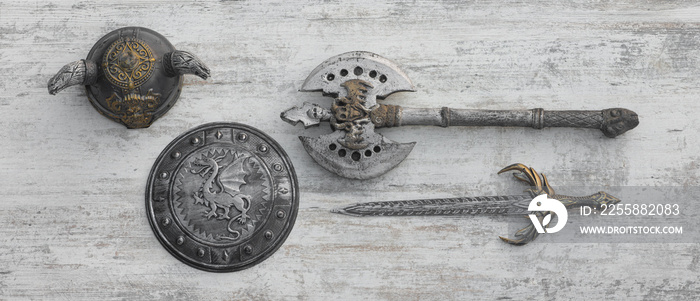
left=1, top=0, right=699, bottom=299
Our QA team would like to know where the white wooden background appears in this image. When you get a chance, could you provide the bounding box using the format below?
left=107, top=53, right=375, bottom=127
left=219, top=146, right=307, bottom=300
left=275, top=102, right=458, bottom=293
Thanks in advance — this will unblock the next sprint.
left=1, top=0, right=699, bottom=300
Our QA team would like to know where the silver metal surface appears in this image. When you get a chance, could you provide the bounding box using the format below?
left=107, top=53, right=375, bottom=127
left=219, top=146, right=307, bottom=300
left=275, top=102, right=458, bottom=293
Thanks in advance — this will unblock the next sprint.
left=299, top=131, right=415, bottom=180
left=47, top=60, right=91, bottom=95
left=282, top=51, right=639, bottom=179
left=332, top=195, right=533, bottom=217
left=332, top=163, right=621, bottom=245
left=146, top=122, right=299, bottom=272
left=280, top=102, right=331, bottom=128
left=165, top=50, right=210, bottom=79
left=300, top=51, right=415, bottom=108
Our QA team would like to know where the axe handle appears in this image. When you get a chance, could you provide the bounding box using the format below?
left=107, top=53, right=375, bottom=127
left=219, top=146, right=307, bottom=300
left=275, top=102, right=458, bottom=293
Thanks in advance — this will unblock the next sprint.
left=394, top=107, right=638, bottom=138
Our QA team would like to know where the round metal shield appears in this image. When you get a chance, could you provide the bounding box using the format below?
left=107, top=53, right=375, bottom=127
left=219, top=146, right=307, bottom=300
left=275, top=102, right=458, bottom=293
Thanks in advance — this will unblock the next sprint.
left=85, top=27, right=182, bottom=129
left=146, top=122, right=299, bottom=272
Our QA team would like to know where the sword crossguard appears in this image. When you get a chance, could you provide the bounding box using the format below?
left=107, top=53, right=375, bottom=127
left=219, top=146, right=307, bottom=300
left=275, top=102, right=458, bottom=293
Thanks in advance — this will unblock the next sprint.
left=496, top=163, right=621, bottom=245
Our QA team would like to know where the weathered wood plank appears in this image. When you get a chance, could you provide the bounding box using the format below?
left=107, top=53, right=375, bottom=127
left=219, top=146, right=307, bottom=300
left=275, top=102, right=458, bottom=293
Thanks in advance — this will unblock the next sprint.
left=1, top=0, right=699, bottom=299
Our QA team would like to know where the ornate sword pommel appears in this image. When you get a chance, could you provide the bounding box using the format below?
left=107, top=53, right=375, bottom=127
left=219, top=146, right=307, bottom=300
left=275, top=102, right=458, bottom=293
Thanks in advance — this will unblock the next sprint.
left=47, top=27, right=209, bottom=129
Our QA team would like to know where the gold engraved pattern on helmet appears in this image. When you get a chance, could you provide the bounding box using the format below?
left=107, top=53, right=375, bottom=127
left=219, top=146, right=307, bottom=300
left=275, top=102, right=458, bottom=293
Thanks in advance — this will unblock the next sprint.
left=105, top=89, right=161, bottom=128
left=102, top=38, right=156, bottom=90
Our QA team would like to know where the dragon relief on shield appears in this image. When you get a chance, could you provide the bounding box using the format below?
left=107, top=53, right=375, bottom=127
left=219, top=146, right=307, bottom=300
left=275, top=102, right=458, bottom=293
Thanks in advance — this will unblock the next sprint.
left=190, top=152, right=251, bottom=225
left=174, top=149, right=271, bottom=242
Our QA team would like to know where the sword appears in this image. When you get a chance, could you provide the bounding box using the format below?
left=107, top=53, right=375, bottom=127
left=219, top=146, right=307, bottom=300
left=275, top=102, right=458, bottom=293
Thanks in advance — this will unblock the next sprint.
left=331, top=163, right=621, bottom=245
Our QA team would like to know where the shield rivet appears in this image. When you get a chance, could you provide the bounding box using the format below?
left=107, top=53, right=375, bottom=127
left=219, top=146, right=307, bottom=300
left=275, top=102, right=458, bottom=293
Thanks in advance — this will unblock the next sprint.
left=176, top=236, right=184, bottom=245
left=237, top=133, right=248, bottom=142
left=171, top=151, right=181, bottom=159
left=161, top=217, right=171, bottom=226
left=273, top=163, right=283, bottom=171
left=258, top=144, right=268, bottom=153
left=276, top=210, right=285, bottom=219
left=159, top=172, right=169, bottom=179
left=264, top=230, right=273, bottom=240
left=190, top=137, right=200, bottom=145
left=197, top=248, right=205, bottom=257
left=244, top=245, right=253, bottom=254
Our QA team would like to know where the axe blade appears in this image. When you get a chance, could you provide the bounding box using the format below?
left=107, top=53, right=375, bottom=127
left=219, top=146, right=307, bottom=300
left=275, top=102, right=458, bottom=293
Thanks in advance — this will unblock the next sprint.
left=301, top=51, right=415, bottom=107
left=299, top=130, right=415, bottom=179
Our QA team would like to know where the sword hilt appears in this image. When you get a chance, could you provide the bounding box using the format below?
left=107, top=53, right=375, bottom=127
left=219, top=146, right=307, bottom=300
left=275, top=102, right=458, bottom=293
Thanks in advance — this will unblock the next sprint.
left=497, top=164, right=622, bottom=245
left=500, top=191, right=621, bottom=246
left=375, top=106, right=638, bottom=138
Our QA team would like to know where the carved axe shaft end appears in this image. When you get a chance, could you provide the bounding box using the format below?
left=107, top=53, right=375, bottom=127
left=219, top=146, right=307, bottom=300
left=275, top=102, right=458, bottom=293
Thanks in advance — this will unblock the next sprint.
left=385, top=107, right=638, bottom=138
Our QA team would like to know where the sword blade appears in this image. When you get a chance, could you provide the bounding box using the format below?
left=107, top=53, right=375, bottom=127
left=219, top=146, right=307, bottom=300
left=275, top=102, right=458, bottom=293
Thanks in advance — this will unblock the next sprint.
left=331, top=195, right=532, bottom=217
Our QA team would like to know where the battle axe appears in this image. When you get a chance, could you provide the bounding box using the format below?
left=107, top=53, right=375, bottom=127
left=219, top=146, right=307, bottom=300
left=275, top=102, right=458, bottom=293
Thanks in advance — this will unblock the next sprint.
left=282, top=52, right=639, bottom=179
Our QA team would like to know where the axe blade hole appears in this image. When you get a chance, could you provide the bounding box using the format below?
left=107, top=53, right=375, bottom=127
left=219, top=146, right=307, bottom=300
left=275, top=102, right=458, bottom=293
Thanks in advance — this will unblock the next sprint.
left=354, top=66, right=363, bottom=76
left=340, top=69, right=348, bottom=76
left=329, top=143, right=337, bottom=150
left=338, top=149, right=346, bottom=157
left=379, top=74, right=387, bottom=83
left=369, top=70, right=377, bottom=78
left=364, top=150, right=372, bottom=157
left=373, top=146, right=381, bottom=153
left=326, top=73, right=335, bottom=81
left=351, top=151, right=361, bottom=161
